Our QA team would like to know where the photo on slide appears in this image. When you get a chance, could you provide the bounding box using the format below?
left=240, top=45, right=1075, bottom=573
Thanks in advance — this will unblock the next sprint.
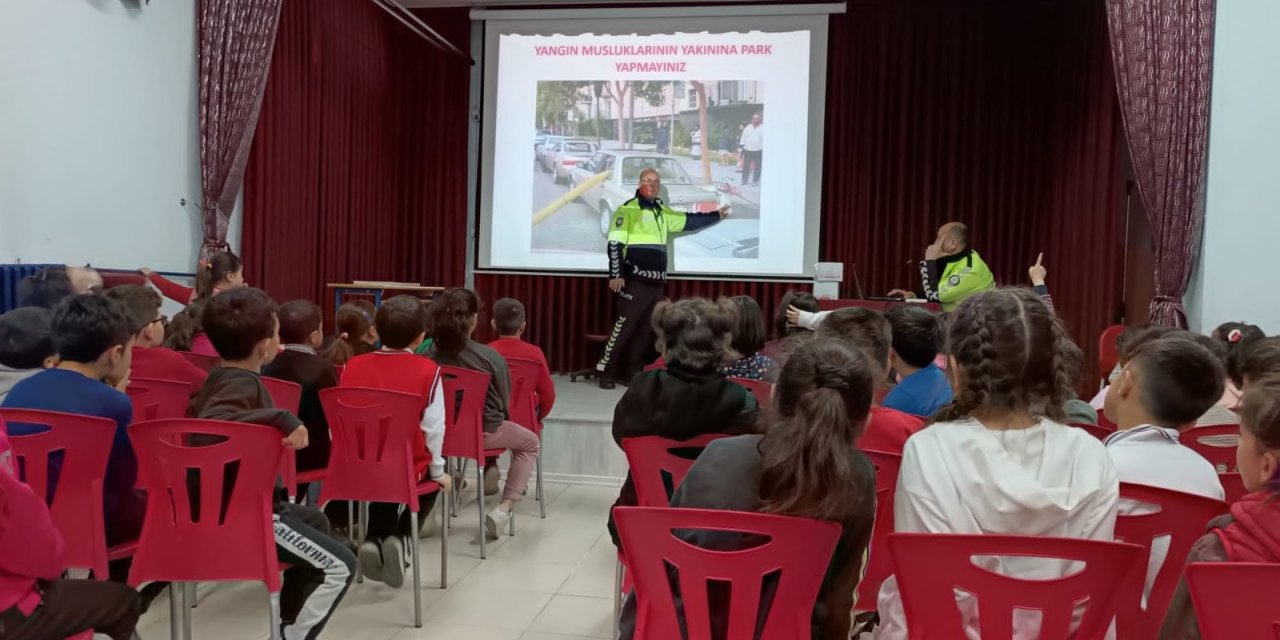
left=530, top=80, right=764, bottom=260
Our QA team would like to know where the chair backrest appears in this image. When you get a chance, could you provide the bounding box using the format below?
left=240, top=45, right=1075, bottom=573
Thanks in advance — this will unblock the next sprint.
left=614, top=506, right=841, bottom=640
left=622, top=434, right=732, bottom=507
left=0, top=409, right=116, bottom=578
left=857, top=449, right=902, bottom=611
left=1115, top=482, right=1230, bottom=639
left=439, top=366, right=492, bottom=461
left=728, top=377, right=773, bottom=408
left=1098, top=324, right=1125, bottom=383
left=643, top=359, right=666, bottom=373
left=317, top=387, right=428, bottom=507
left=1219, top=473, right=1249, bottom=504
left=181, top=351, right=218, bottom=373
left=261, top=376, right=302, bottom=415
left=505, top=356, right=543, bottom=436
left=1070, top=422, right=1114, bottom=442
left=126, top=377, right=192, bottom=422
left=1186, top=562, right=1280, bottom=640
left=1181, top=425, right=1241, bottom=472
left=126, top=419, right=284, bottom=590
left=888, top=532, right=1145, bottom=640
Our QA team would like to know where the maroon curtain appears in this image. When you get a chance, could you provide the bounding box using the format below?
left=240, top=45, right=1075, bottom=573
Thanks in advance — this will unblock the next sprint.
left=242, top=3, right=471, bottom=309
left=198, top=0, right=282, bottom=260
left=1105, top=0, right=1215, bottom=327
left=479, top=0, right=1127, bottom=376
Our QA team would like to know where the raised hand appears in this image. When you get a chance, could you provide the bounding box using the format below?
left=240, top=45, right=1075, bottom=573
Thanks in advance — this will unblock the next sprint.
left=1029, top=252, right=1047, bottom=286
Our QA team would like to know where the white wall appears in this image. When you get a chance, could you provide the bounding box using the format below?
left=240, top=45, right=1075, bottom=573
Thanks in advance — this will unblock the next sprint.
left=0, top=0, right=234, bottom=275
left=1186, top=0, right=1280, bottom=333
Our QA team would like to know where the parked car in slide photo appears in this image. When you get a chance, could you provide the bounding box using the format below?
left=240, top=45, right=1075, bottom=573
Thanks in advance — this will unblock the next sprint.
left=541, top=140, right=597, bottom=183
left=566, top=150, right=727, bottom=237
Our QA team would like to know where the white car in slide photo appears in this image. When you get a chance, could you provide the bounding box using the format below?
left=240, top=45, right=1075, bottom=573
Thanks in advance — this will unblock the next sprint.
left=567, top=150, right=727, bottom=237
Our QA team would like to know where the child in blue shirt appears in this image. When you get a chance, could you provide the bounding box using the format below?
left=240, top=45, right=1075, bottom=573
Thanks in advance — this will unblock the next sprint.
left=882, top=305, right=953, bottom=417
left=1, top=294, right=144, bottom=550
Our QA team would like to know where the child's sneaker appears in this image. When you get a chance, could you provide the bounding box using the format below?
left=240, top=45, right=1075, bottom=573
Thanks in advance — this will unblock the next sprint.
left=485, top=505, right=512, bottom=540
left=357, top=541, right=383, bottom=582
left=380, top=536, right=406, bottom=588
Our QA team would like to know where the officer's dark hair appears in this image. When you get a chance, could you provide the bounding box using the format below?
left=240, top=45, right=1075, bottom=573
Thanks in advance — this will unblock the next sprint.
left=1234, top=337, right=1280, bottom=389
left=1129, top=335, right=1226, bottom=427
left=775, top=290, right=819, bottom=339
left=428, top=288, right=481, bottom=358
left=493, top=298, right=526, bottom=336
left=51, top=294, right=134, bottom=364
left=18, top=267, right=76, bottom=309
left=0, top=307, right=56, bottom=369
left=727, top=295, right=767, bottom=358
left=376, top=296, right=427, bottom=350
left=885, top=305, right=941, bottom=369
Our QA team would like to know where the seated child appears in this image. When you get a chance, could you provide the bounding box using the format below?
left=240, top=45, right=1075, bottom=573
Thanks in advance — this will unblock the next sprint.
left=105, top=284, right=207, bottom=391
left=164, top=298, right=218, bottom=358
left=426, top=288, right=539, bottom=539
left=814, top=307, right=924, bottom=453
left=139, top=251, right=244, bottom=305
left=618, top=339, right=878, bottom=640
left=881, top=305, right=952, bottom=417
left=1103, top=335, right=1226, bottom=603
left=0, top=427, right=142, bottom=640
left=321, top=300, right=378, bottom=366
left=762, top=290, right=818, bottom=359
left=719, top=295, right=777, bottom=382
left=1232, top=336, right=1280, bottom=390
left=262, top=300, right=337, bottom=474
left=0, top=307, right=57, bottom=402
left=487, top=298, right=557, bottom=422
left=1090, top=324, right=1179, bottom=410
left=339, top=296, right=451, bottom=587
left=1198, top=322, right=1266, bottom=425
left=1, top=295, right=146, bottom=549
left=606, top=297, right=759, bottom=547
left=15, top=267, right=76, bottom=309
left=1159, top=375, right=1280, bottom=640
left=192, top=288, right=355, bottom=638
left=875, top=289, right=1119, bottom=639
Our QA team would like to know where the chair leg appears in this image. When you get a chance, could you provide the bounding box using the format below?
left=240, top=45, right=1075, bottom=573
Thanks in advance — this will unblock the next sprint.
left=268, top=591, right=283, bottom=640
left=187, top=582, right=197, bottom=609
left=536, top=450, right=547, bottom=519
left=170, top=581, right=183, bottom=640
left=477, top=460, right=487, bottom=559
left=613, top=561, right=623, bottom=622
left=410, top=510, right=422, bottom=628
left=441, top=491, right=449, bottom=588
left=181, top=582, right=193, bottom=639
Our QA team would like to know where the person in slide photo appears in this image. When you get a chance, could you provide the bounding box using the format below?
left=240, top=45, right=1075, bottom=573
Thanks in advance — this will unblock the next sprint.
left=873, top=288, right=1119, bottom=639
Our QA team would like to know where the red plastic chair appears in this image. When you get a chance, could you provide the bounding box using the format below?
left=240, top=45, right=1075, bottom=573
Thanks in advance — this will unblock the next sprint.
left=126, top=377, right=192, bottom=421
left=180, top=351, right=218, bottom=373
left=1115, top=482, right=1230, bottom=639
left=614, top=506, right=840, bottom=640
left=1070, top=422, right=1114, bottom=442
left=318, top=387, right=449, bottom=626
left=1182, top=425, right=1241, bottom=472
left=1218, top=473, right=1249, bottom=504
left=889, top=532, right=1145, bottom=640
left=0, top=409, right=137, bottom=580
left=439, top=366, right=509, bottom=559
left=126, top=419, right=286, bottom=640
left=643, top=359, right=666, bottom=373
left=857, top=450, right=902, bottom=611
left=1186, top=562, right=1280, bottom=640
left=728, top=376, right=773, bottom=408
left=1098, top=324, right=1125, bottom=388
left=506, top=356, right=548, bottom=519
left=262, top=377, right=324, bottom=502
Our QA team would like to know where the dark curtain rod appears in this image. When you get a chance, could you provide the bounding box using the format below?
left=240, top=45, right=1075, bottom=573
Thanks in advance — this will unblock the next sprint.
left=370, top=0, right=474, bottom=63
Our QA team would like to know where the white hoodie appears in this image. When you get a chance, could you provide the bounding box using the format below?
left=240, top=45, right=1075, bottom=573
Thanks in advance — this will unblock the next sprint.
left=0, top=366, right=40, bottom=404
left=875, top=418, right=1120, bottom=639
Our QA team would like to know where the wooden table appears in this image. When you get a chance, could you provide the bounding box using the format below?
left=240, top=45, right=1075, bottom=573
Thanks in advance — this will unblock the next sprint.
left=326, top=282, right=446, bottom=315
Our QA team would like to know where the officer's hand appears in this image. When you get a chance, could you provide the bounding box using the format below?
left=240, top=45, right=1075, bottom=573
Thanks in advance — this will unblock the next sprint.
left=717, top=205, right=731, bottom=219
left=609, top=278, right=625, bottom=293
left=887, top=289, right=916, bottom=300
left=924, top=241, right=943, bottom=261
left=1029, top=252, right=1047, bottom=286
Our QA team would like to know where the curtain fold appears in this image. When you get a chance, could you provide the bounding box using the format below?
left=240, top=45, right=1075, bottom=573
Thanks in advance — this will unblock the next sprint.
left=198, top=0, right=282, bottom=260
left=1105, top=0, right=1216, bottom=327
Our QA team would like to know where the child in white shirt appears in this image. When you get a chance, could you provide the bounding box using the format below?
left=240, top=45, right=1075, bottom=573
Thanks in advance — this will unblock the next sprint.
left=874, top=288, right=1119, bottom=640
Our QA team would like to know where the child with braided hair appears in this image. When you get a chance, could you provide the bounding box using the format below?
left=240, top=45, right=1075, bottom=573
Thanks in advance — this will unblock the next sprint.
left=874, top=288, right=1119, bottom=640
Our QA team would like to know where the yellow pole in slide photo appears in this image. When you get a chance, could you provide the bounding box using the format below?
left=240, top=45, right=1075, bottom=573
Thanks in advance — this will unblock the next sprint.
left=532, top=170, right=611, bottom=225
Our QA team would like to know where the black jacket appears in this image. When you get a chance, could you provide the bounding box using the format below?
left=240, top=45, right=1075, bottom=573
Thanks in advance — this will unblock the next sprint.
left=262, top=348, right=338, bottom=472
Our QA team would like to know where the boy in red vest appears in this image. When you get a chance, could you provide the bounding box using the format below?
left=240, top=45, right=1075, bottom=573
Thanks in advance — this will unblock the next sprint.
left=341, top=296, right=451, bottom=588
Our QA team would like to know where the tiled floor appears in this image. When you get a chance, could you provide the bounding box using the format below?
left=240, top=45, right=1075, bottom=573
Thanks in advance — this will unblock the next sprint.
left=137, top=482, right=619, bottom=639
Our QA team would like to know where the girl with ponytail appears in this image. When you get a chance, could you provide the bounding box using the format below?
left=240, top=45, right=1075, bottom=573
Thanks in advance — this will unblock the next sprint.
left=139, top=251, right=244, bottom=305
left=616, top=339, right=878, bottom=640
left=875, top=288, right=1120, bottom=639
left=321, top=300, right=378, bottom=366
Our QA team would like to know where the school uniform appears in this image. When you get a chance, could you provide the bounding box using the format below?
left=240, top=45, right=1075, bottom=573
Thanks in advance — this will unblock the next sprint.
left=881, top=364, right=952, bottom=418
left=262, top=345, right=338, bottom=472
left=131, top=344, right=208, bottom=392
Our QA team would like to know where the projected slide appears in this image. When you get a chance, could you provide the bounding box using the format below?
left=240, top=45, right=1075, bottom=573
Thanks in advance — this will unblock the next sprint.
left=485, top=29, right=815, bottom=276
